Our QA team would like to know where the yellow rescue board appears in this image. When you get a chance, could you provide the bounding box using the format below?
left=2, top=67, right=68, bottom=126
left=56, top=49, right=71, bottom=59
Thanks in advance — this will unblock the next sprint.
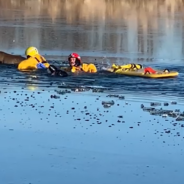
left=113, top=70, right=179, bottom=78
left=105, top=64, right=179, bottom=78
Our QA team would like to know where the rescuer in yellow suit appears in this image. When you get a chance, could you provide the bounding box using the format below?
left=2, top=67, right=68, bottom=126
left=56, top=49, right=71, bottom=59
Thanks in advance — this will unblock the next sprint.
left=63, top=53, right=97, bottom=73
left=18, top=46, right=50, bottom=71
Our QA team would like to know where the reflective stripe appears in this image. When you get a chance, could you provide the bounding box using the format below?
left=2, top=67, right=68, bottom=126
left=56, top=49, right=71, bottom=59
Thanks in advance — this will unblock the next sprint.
left=34, top=56, right=45, bottom=63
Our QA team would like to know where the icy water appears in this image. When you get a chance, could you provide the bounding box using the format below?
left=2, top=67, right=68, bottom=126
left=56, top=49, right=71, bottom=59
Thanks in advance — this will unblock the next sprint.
left=0, top=0, right=184, bottom=98
left=0, top=1, right=184, bottom=184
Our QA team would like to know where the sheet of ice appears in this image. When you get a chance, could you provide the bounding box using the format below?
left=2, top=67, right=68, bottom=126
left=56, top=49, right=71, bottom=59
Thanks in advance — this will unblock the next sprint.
left=0, top=90, right=184, bottom=184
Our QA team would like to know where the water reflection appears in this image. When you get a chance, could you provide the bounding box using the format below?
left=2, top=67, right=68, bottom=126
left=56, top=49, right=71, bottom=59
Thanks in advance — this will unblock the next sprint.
left=0, top=0, right=183, bottom=63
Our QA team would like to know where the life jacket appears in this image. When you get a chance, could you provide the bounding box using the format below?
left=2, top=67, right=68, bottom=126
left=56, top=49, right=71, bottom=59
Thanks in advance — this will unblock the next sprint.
left=144, top=67, right=156, bottom=74
left=18, top=54, right=49, bottom=71
left=112, top=63, right=143, bottom=72
left=71, top=63, right=97, bottom=73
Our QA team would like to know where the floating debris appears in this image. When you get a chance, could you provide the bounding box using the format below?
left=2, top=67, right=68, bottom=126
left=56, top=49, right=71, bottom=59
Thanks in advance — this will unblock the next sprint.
left=165, top=130, right=171, bottom=134
left=163, top=102, right=169, bottom=106
left=106, top=94, right=119, bottom=98
left=176, top=116, right=184, bottom=121
left=102, top=100, right=115, bottom=106
left=102, top=100, right=115, bottom=108
left=142, top=107, right=155, bottom=112
left=150, top=110, right=162, bottom=116
left=119, top=95, right=125, bottom=99
left=168, top=112, right=178, bottom=118
left=176, top=132, right=180, bottom=136
left=150, top=102, right=162, bottom=106
left=162, top=114, right=168, bottom=118
left=92, top=88, right=104, bottom=93
left=141, top=103, right=184, bottom=122
left=50, top=95, right=60, bottom=99
left=74, top=88, right=86, bottom=92
left=103, top=104, right=112, bottom=108
left=106, top=94, right=125, bottom=99
left=55, top=89, right=71, bottom=95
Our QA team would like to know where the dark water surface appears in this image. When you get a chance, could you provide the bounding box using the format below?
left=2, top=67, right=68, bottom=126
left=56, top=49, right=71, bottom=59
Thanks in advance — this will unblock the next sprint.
left=0, top=0, right=184, bottom=98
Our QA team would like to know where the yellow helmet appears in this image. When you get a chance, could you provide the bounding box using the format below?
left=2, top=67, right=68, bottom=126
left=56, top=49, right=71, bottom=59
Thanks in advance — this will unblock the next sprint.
left=25, top=46, right=39, bottom=57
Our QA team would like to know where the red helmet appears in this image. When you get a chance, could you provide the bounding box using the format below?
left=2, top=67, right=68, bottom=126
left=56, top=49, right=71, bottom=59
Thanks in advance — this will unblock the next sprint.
left=68, top=53, right=82, bottom=66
